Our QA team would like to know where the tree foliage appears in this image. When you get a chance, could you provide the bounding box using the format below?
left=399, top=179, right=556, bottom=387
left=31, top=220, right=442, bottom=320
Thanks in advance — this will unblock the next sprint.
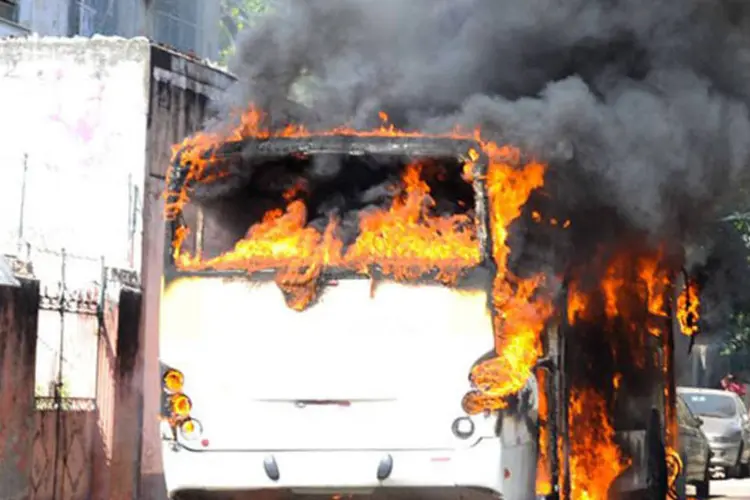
left=718, top=217, right=750, bottom=356
left=723, top=312, right=750, bottom=354
left=219, top=0, right=271, bottom=64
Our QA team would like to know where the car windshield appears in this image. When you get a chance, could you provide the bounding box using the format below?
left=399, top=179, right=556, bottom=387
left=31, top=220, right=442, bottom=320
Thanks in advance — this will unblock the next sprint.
left=681, top=392, right=737, bottom=418
left=676, top=396, right=694, bottom=424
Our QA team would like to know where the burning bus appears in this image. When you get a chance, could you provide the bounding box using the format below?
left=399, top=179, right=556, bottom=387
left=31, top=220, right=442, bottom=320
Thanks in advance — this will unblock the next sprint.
left=157, top=112, right=700, bottom=500
left=534, top=254, right=701, bottom=499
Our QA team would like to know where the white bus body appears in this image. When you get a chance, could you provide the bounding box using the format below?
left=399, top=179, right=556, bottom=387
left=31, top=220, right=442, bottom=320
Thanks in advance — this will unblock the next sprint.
left=159, top=274, right=539, bottom=499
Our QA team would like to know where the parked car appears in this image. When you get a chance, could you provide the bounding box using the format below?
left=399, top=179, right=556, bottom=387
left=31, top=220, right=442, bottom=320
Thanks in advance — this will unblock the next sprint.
left=675, top=393, right=711, bottom=497
left=678, top=387, right=750, bottom=478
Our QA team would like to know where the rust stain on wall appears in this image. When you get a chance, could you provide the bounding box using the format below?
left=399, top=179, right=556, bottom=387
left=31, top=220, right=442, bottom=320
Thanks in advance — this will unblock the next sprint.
left=110, top=288, right=143, bottom=500
left=0, top=279, right=40, bottom=499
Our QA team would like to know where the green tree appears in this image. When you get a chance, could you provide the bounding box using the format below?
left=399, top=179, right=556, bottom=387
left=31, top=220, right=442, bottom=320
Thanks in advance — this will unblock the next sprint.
left=722, top=312, right=750, bottom=355
left=219, top=0, right=271, bottom=65
left=716, top=214, right=750, bottom=356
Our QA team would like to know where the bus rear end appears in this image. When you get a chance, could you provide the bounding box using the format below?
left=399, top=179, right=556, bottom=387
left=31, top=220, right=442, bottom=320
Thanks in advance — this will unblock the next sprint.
left=160, top=274, right=539, bottom=498
left=159, top=136, right=540, bottom=500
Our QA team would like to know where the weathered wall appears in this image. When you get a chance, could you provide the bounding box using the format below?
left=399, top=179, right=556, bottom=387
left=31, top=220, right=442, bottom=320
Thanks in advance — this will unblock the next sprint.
left=0, top=35, right=233, bottom=499
left=110, top=287, right=144, bottom=500
left=89, top=284, right=121, bottom=499
left=0, top=278, right=144, bottom=500
left=138, top=45, right=234, bottom=499
left=0, top=35, right=150, bottom=404
left=0, top=279, right=39, bottom=499
left=0, top=36, right=149, bottom=270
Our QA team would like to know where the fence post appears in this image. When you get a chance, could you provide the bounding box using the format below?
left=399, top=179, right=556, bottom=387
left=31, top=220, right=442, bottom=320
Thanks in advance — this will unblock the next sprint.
left=0, top=278, right=40, bottom=499
left=110, top=285, right=144, bottom=499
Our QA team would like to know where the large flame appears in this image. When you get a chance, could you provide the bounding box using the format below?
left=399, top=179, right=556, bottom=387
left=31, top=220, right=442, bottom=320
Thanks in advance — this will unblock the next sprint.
left=677, top=279, right=700, bottom=336
left=174, top=159, right=481, bottom=310
left=466, top=145, right=552, bottom=405
left=168, top=106, right=552, bottom=404
left=567, top=388, right=630, bottom=500
left=561, top=248, right=682, bottom=499
left=568, top=251, right=671, bottom=330
left=167, top=106, right=699, bottom=500
left=536, top=368, right=553, bottom=496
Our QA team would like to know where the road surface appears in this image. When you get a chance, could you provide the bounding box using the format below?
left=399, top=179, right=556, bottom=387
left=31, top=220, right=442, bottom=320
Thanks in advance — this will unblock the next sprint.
left=708, top=478, right=750, bottom=499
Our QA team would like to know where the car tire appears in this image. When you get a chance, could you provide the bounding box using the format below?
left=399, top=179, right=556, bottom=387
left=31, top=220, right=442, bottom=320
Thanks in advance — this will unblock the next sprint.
left=729, top=443, right=745, bottom=478
left=694, top=464, right=710, bottom=499
left=740, top=460, right=750, bottom=478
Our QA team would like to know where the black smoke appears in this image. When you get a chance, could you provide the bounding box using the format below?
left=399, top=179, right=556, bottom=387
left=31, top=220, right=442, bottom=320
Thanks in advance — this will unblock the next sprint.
left=689, top=221, right=750, bottom=335
left=210, top=0, right=750, bottom=260
left=182, top=2, right=750, bottom=451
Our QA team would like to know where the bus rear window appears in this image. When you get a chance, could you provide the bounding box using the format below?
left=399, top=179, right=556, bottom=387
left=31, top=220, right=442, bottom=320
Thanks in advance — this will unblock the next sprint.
left=175, top=153, right=482, bottom=279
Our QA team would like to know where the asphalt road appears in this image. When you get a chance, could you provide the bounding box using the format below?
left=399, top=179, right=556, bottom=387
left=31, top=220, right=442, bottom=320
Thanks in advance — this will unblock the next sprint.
left=707, top=478, right=750, bottom=499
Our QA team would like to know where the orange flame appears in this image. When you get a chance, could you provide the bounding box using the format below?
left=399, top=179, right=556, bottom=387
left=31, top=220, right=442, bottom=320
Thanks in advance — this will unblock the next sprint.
left=566, top=251, right=671, bottom=336
left=169, top=105, right=553, bottom=404
left=568, top=388, right=630, bottom=500
left=562, top=247, right=679, bottom=499
left=666, top=446, right=683, bottom=499
left=567, top=281, right=588, bottom=325
left=677, top=280, right=700, bottom=336
left=536, top=368, right=552, bottom=496
left=466, top=143, right=552, bottom=406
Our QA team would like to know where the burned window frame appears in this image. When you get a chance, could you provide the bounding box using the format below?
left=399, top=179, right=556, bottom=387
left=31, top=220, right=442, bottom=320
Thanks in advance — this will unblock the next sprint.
left=164, top=135, right=492, bottom=283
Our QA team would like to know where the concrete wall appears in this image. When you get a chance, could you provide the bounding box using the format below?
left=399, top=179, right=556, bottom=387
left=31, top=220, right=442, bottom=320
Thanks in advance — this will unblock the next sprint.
left=0, top=36, right=151, bottom=401
left=0, top=35, right=234, bottom=498
left=0, top=276, right=143, bottom=499
left=0, top=36, right=150, bottom=270
left=138, top=44, right=234, bottom=499
left=0, top=279, right=39, bottom=500
left=110, top=286, right=144, bottom=499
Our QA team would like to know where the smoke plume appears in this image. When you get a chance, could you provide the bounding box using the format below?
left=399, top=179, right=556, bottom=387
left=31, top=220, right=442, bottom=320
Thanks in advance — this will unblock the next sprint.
left=211, top=0, right=750, bottom=258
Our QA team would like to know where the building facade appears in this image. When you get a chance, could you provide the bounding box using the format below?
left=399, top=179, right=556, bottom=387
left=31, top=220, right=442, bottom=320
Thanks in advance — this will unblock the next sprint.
left=0, top=0, right=223, bottom=61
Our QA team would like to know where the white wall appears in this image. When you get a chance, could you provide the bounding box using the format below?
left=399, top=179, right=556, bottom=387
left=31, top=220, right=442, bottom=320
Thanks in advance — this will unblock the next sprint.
left=0, top=35, right=151, bottom=396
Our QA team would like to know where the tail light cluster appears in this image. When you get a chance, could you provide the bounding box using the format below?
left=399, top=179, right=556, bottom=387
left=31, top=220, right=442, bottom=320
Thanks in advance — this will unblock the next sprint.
left=162, top=368, right=204, bottom=441
left=451, top=351, right=503, bottom=441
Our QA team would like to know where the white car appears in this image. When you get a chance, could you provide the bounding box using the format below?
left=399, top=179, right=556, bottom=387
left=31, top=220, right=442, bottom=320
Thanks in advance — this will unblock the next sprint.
left=678, top=387, right=750, bottom=478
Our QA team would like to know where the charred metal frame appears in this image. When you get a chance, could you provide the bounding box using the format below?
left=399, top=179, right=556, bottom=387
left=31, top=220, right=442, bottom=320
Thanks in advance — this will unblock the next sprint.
left=558, top=284, right=572, bottom=500
left=542, top=268, right=689, bottom=499
left=532, top=280, right=572, bottom=500
left=164, top=135, right=490, bottom=283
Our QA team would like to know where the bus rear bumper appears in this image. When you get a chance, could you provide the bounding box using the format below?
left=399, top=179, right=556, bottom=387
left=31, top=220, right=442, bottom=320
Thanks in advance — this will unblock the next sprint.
left=162, top=438, right=533, bottom=499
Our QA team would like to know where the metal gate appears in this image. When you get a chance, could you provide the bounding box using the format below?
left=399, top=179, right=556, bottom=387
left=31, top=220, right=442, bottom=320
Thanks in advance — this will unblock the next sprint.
left=26, top=248, right=107, bottom=500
